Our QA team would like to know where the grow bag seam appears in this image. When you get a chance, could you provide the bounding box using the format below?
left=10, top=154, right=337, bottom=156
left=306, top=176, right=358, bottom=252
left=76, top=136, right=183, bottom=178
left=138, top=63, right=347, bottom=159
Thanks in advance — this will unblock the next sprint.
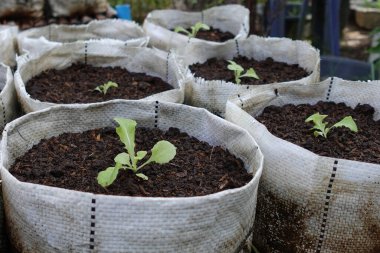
left=326, top=77, right=334, bottom=101
left=89, top=198, right=96, bottom=250
left=235, top=39, right=241, bottom=56
left=84, top=42, right=88, bottom=65
left=315, top=160, right=338, bottom=253
left=154, top=100, right=159, bottom=128
left=0, top=96, right=5, bottom=130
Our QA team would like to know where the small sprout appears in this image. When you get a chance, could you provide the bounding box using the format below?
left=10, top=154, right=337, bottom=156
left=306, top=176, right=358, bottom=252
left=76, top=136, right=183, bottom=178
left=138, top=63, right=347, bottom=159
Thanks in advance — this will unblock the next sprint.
left=94, top=81, right=118, bottom=95
left=227, top=60, right=259, bottom=84
left=305, top=112, right=358, bottom=138
left=97, top=118, right=177, bottom=188
left=174, top=22, right=210, bottom=38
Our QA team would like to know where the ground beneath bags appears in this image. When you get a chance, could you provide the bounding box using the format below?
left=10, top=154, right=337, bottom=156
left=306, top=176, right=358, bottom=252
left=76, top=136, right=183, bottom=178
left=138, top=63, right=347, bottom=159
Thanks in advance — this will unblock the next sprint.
left=256, top=101, right=380, bottom=164
left=10, top=127, right=252, bottom=197
left=26, top=64, right=173, bottom=103
left=189, top=56, right=309, bottom=85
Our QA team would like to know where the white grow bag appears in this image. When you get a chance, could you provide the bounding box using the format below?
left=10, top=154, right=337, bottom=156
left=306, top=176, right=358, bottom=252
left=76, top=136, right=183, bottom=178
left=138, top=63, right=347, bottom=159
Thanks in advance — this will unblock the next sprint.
left=15, top=40, right=185, bottom=113
left=17, top=19, right=149, bottom=59
left=143, top=4, right=249, bottom=53
left=0, top=25, right=18, bottom=67
left=1, top=100, right=263, bottom=252
left=177, top=35, right=320, bottom=115
left=225, top=77, right=380, bottom=253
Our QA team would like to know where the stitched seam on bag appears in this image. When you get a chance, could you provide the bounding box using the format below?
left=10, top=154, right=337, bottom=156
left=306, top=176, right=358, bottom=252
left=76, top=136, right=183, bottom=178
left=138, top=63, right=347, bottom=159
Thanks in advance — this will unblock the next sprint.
left=89, top=198, right=96, bottom=250
left=315, top=160, right=338, bottom=253
left=154, top=101, right=159, bottom=128
left=242, top=22, right=248, bottom=34
left=166, top=51, right=171, bottom=82
left=235, top=39, right=240, bottom=56
left=0, top=97, right=6, bottom=130
left=237, top=94, right=244, bottom=108
left=201, top=11, right=204, bottom=23
left=85, top=42, right=88, bottom=65
left=326, top=77, right=334, bottom=101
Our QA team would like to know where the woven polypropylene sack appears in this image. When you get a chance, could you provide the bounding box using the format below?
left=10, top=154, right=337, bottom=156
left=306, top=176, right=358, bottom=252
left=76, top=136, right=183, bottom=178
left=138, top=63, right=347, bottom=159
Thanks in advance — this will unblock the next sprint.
left=143, top=4, right=249, bottom=52
left=1, top=100, right=263, bottom=252
left=17, top=19, right=149, bottom=59
left=0, top=25, right=18, bottom=67
left=0, top=0, right=44, bottom=19
left=225, top=77, right=380, bottom=253
left=0, top=63, right=19, bottom=251
left=177, top=35, right=320, bottom=115
left=48, top=0, right=108, bottom=17
left=14, top=40, right=185, bottom=113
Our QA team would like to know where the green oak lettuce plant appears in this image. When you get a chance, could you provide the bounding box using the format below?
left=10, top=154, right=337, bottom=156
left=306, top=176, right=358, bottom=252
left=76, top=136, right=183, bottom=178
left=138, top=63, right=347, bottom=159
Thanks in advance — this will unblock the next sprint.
left=227, top=60, right=259, bottom=84
left=94, top=81, right=118, bottom=95
left=97, top=118, right=176, bottom=187
left=174, top=22, right=210, bottom=38
left=305, top=112, right=358, bottom=138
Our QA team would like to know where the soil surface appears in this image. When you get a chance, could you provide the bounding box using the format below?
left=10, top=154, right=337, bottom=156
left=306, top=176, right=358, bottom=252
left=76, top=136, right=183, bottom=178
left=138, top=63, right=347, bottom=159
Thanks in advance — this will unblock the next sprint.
left=10, top=127, right=252, bottom=197
left=26, top=64, right=173, bottom=104
left=256, top=101, right=380, bottom=164
left=175, top=27, right=235, bottom=42
left=189, top=56, right=309, bottom=85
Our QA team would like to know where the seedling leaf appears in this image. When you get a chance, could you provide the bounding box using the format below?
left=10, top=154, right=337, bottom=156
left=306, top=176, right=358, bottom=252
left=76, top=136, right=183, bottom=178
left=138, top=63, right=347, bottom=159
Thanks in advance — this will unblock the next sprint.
left=174, top=26, right=190, bottom=36
left=115, top=118, right=136, bottom=161
left=332, top=116, right=358, bottom=132
left=94, top=81, right=118, bottom=95
left=114, top=152, right=131, bottom=167
left=148, top=140, right=177, bottom=164
left=136, top=173, right=148, bottom=180
left=241, top=68, right=260, bottom=79
left=97, top=164, right=121, bottom=188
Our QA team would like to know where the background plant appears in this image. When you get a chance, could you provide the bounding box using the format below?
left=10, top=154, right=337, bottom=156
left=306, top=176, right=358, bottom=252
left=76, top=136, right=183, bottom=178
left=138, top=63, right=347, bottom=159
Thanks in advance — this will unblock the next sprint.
left=305, top=112, right=358, bottom=138
left=227, top=60, right=259, bottom=84
left=94, top=81, right=118, bottom=95
left=97, top=118, right=176, bottom=187
left=174, top=22, right=210, bottom=38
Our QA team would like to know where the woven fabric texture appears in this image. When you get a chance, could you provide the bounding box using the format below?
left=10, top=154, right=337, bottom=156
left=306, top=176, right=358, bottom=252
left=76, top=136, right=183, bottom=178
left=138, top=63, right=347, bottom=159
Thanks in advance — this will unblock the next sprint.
left=225, top=77, right=380, bottom=253
left=1, top=100, right=263, bottom=252
left=0, top=25, right=18, bottom=67
left=143, top=4, right=249, bottom=53
left=48, top=0, right=108, bottom=17
left=176, top=35, right=320, bottom=115
left=14, top=40, right=185, bottom=113
left=0, top=0, right=44, bottom=18
left=17, top=19, right=149, bottom=59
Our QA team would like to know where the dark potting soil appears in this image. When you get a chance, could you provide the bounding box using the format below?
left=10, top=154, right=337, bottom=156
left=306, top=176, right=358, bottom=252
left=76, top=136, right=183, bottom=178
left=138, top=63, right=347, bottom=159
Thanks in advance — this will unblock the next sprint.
left=25, top=64, right=173, bottom=104
left=189, top=56, right=309, bottom=85
left=256, top=101, right=380, bottom=164
left=174, top=27, right=234, bottom=42
left=10, top=127, right=252, bottom=197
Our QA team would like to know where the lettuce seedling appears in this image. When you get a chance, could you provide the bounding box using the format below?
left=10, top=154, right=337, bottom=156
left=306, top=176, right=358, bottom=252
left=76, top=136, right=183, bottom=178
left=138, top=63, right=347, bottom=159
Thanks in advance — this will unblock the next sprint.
left=97, top=118, right=177, bottom=187
left=305, top=112, right=358, bottom=138
left=94, top=81, right=118, bottom=95
left=227, top=60, right=259, bottom=84
left=174, top=22, right=210, bottom=38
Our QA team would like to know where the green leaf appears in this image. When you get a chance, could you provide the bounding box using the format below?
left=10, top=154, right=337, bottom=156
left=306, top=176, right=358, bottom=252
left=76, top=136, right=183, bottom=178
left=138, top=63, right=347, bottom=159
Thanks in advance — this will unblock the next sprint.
left=368, top=43, right=380, bottom=54
left=136, top=151, right=147, bottom=161
left=114, top=118, right=137, bottom=164
left=148, top=140, right=176, bottom=164
left=332, top=116, right=358, bottom=132
left=114, top=152, right=131, bottom=167
left=102, top=81, right=118, bottom=94
left=94, top=86, right=103, bottom=93
left=227, top=60, right=244, bottom=72
left=193, top=22, right=210, bottom=32
left=136, top=173, right=148, bottom=180
left=97, top=165, right=121, bottom=188
left=241, top=68, right=260, bottom=80
left=174, top=26, right=190, bottom=36
left=305, top=113, right=328, bottom=127
left=370, top=27, right=380, bottom=36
